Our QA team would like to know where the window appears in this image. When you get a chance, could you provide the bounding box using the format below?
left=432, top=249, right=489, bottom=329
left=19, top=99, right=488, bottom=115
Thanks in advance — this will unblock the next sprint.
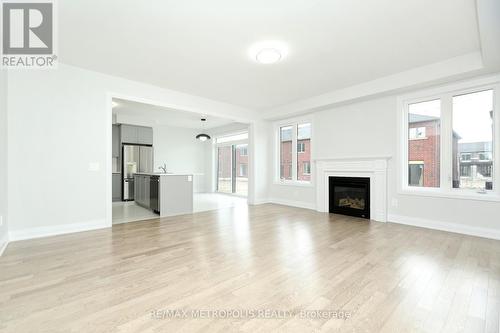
left=239, top=164, right=247, bottom=177
left=478, top=152, right=492, bottom=161
left=407, top=99, right=440, bottom=188
left=303, top=162, right=311, bottom=175
left=452, top=90, right=493, bottom=190
left=408, top=162, right=424, bottom=186
left=409, top=127, right=426, bottom=140
left=402, top=82, right=499, bottom=198
left=297, top=123, right=311, bottom=181
left=216, top=142, right=248, bottom=197
left=277, top=121, right=312, bottom=183
left=279, top=126, right=293, bottom=180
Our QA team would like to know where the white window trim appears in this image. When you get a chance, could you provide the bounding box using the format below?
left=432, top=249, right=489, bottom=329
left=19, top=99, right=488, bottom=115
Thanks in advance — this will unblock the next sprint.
left=274, top=116, right=314, bottom=186
left=214, top=131, right=249, bottom=147
left=397, top=75, right=500, bottom=202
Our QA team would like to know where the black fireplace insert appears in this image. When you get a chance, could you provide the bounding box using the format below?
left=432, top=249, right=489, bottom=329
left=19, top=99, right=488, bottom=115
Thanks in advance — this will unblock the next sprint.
left=329, top=177, right=370, bottom=219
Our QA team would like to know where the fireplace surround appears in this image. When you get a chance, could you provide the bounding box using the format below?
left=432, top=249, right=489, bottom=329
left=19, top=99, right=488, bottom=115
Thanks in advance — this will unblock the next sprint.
left=315, top=156, right=390, bottom=222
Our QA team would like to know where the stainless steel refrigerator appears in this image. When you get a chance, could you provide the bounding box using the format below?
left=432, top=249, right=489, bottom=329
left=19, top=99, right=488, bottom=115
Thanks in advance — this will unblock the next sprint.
left=122, top=144, right=153, bottom=201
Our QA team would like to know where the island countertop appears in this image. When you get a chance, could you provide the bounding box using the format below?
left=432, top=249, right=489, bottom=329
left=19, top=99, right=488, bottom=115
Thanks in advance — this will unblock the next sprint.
left=134, top=172, right=193, bottom=176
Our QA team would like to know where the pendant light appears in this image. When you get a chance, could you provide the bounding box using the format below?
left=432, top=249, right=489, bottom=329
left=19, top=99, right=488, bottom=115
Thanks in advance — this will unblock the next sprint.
left=196, top=118, right=211, bottom=141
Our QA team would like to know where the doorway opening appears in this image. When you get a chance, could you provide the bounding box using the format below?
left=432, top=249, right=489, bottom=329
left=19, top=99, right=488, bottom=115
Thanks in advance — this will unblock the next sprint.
left=109, top=96, right=250, bottom=224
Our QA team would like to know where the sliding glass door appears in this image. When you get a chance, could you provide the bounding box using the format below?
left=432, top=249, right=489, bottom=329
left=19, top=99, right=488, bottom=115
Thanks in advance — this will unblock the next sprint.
left=217, top=146, right=232, bottom=193
left=217, top=143, right=248, bottom=196
left=234, top=144, right=248, bottom=195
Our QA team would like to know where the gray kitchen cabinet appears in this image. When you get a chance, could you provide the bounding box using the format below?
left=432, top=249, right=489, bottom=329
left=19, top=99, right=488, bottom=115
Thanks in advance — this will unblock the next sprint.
left=137, top=127, right=153, bottom=145
left=120, top=124, right=153, bottom=145
left=134, top=174, right=151, bottom=208
left=121, top=124, right=138, bottom=144
left=144, top=176, right=150, bottom=208
left=112, top=173, right=121, bottom=201
left=135, top=175, right=143, bottom=206
left=112, top=125, right=120, bottom=157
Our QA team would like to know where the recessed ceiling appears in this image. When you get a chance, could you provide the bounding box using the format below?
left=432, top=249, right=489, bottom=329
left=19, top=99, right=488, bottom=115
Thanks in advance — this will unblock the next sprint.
left=112, top=98, right=237, bottom=129
left=60, top=0, right=480, bottom=110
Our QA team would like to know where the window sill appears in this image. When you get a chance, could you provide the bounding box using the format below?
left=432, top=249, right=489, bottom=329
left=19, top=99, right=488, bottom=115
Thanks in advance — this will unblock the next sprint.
left=399, top=188, right=500, bottom=202
left=274, top=180, right=313, bottom=187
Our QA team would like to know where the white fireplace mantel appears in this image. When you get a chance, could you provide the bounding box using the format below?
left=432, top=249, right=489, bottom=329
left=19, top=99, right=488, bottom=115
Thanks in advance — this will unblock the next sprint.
left=315, top=156, right=391, bottom=222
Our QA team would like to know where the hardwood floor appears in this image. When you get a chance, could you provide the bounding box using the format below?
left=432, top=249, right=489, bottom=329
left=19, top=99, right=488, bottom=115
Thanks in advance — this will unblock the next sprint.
left=1, top=204, right=499, bottom=332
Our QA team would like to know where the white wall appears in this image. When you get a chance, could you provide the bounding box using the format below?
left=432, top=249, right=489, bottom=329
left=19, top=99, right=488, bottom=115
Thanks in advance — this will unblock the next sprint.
left=0, top=70, right=8, bottom=252
left=268, top=90, right=500, bottom=235
left=153, top=125, right=208, bottom=192
left=248, top=121, right=271, bottom=204
left=7, top=64, right=254, bottom=238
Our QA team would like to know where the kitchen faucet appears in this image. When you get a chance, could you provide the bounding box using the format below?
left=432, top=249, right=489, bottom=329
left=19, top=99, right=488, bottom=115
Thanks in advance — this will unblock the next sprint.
left=158, top=163, right=167, bottom=173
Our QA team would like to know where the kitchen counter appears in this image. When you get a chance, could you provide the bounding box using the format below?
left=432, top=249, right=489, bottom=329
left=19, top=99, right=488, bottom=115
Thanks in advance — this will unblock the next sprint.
left=134, top=173, right=193, bottom=217
left=134, top=172, right=193, bottom=176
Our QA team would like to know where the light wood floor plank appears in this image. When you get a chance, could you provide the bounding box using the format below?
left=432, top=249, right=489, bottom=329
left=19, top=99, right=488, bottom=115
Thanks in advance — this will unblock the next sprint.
left=1, top=204, right=500, bottom=332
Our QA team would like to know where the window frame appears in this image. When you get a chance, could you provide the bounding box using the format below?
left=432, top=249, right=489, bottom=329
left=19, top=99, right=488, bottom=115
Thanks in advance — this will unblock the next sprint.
left=274, top=116, right=313, bottom=186
left=398, top=76, right=500, bottom=202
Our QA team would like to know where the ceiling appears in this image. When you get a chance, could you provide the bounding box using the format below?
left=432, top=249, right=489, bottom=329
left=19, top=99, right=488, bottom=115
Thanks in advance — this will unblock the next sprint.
left=113, top=98, right=236, bottom=129
left=60, top=0, right=481, bottom=110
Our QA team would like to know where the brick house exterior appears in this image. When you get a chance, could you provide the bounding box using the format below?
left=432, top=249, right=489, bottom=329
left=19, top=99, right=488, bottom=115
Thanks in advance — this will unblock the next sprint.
left=297, top=138, right=311, bottom=181
left=280, top=128, right=311, bottom=181
left=408, top=117, right=441, bottom=187
left=217, top=146, right=232, bottom=179
left=217, top=144, right=248, bottom=193
left=408, top=115, right=460, bottom=187
left=235, top=145, right=248, bottom=177
left=217, top=145, right=248, bottom=179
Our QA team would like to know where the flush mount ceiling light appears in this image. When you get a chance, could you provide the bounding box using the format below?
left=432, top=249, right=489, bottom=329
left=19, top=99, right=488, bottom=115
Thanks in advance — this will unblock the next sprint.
left=196, top=118, right=211, bottom=142
left=249, top=40, right=288, bottom=64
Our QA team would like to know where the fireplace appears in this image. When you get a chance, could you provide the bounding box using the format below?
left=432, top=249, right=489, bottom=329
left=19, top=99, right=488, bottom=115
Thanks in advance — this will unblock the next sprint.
left=329, top=177, right=370, bottom=219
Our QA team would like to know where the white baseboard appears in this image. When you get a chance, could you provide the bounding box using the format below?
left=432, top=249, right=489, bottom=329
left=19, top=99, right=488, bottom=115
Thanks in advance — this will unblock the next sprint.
left=0, top=233, right=8, bottom=256
left=388, top=214, right=500, bottom=241
left=9, top=219, right=109, bottom=242
left=268, top=198, right=316, bottom=210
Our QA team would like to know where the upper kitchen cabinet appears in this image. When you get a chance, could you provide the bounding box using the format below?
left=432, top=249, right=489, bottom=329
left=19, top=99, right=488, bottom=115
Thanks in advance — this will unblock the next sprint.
left=120, top=124, right=138, bottom=144
left=137, top=127, right=153, bottom=145
left=120, top=124, right=153, bottom=145
left=112, top=124, right=120, bottom=157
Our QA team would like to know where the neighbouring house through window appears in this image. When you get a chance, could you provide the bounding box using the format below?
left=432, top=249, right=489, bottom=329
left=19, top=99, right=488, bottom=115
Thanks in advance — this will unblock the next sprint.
left=278, top=121, right=312, bottom=183
left=403, top=85, right=496, bottom=194
left=407, top=99, right=441, bottom=188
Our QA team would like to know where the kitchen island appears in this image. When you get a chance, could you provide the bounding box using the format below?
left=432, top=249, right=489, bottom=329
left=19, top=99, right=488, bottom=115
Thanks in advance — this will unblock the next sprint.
left=134, top=172, right=193, bottom=217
